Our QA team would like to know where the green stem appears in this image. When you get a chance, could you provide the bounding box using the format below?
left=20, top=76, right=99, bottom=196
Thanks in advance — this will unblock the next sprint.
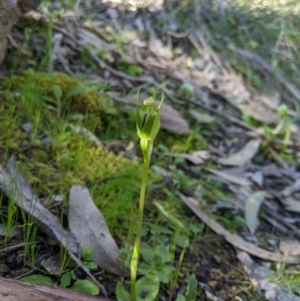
left=130, top=139, right=152, bottom=300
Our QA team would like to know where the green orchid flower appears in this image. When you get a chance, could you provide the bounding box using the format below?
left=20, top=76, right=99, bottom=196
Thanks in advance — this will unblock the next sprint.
left=136, top=94, right=164, bottom=142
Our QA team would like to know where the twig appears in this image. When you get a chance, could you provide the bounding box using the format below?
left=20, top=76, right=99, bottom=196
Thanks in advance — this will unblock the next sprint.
left=0, top=242, right=38, bottom=253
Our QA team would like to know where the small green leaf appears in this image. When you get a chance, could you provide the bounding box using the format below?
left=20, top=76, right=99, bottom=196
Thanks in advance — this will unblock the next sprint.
left=175, top=295, right=186, bottom=301
left=140, top=248, right=154, bottom=263
left=53, top=85, right=62, bottom=101
left=82, top=245, right=95, bottom=261
left=116, top=282, right=131, bottom=301
left=84, top=261, right=98, bottom=270
left=66, top=86, right=91, bottom=99
left=178, top=83, right=195, bottom=99
left=71, top=279, right=99, bottom=295
left=185, top=274, right=197, bottom=301
left=278, top=104, right=288, bottom=118
left=155, top=245, right=171, bottom=263
left=138, top=262, right=152, bottom=275
left=60, top=272, right=72, bottom=288
left=136, top=273, right=159, bottom=301
left=157, top=268, right=172, bottom=283
left=21, top=274, right=53, bottom=286
left=175, top=233, right=189, bottom=248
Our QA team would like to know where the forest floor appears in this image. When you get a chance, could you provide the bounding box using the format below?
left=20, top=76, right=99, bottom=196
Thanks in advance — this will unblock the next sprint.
left=1, top=0, right=300, bottom=300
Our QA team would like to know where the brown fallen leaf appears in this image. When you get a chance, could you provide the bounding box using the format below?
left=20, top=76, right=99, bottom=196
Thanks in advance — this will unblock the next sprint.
left=69, top=185, right=127, bottom=275
left=174, top=150, right=210, bottom=165
left=218, top=139, right=261, bottom=166
left=167, top=153, right=204, bottom=165
left=206, top=168, right=251, bottom=187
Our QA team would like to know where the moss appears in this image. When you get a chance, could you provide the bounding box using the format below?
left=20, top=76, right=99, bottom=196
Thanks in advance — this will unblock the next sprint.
left=0, top=73, right=157, bottom=237
left=3, top=70, right=116, bottom=133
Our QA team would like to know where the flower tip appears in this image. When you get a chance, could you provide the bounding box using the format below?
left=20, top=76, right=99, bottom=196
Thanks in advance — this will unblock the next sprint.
left=158, top=92, right=164, bottom=110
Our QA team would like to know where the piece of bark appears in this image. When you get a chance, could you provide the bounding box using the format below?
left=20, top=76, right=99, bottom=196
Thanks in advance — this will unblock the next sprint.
left=0, top=277, right=113, bottom=301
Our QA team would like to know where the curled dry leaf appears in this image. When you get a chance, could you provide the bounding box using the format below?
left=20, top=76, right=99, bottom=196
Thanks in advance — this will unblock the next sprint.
left=218, top=139, right=261, bottom=166
left=69, top=185, right=127, bottom=275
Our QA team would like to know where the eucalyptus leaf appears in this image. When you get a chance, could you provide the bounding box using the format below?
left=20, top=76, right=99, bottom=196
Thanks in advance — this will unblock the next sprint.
left=136, top=274, right=160, bottom=301
left=69, top=185, right=126, bottom=275
left=245, top=191, right=266, bottom=234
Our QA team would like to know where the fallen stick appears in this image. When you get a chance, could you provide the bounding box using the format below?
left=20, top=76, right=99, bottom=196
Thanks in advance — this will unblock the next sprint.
left=0, top=277, right=113, bottom=301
